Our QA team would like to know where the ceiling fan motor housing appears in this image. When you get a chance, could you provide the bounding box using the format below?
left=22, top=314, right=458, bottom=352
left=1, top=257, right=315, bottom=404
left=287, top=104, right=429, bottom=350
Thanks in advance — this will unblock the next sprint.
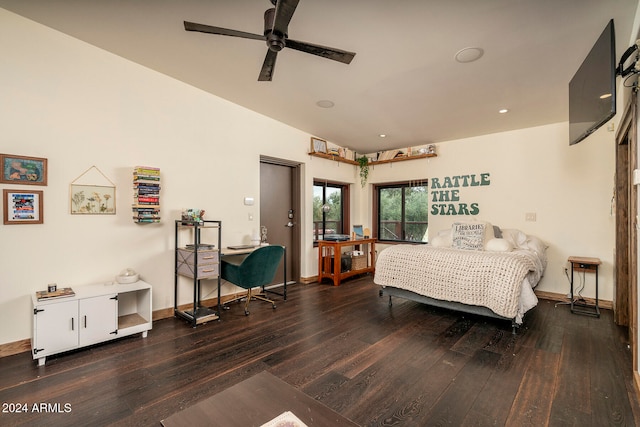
left=264, top=8, right=286, bottom=51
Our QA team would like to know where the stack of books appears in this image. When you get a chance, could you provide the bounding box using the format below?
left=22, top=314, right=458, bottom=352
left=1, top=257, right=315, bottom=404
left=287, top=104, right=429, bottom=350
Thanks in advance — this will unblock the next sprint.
left=132, top=166, right=161, bottom=223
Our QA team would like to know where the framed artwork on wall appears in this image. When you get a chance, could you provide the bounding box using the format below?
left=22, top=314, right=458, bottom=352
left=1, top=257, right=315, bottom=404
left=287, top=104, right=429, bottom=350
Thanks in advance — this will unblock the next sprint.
left=310, top=137, right=327, bottom=154
left=3, top=189, right=43, bottom=224
left=70, top=184, right=116, bottom=214
left=0, top=154, right=48, bottom=186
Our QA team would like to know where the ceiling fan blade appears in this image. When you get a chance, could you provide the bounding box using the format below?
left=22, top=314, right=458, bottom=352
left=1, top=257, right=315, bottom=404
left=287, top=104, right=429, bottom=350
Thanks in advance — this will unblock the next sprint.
left=258, top=49, right=279, bottom=81
left=272, top=0, right=300, bottom=36
left=286, top=39, right=356, bottom=64
left=184, top=21, right=265, bottom=41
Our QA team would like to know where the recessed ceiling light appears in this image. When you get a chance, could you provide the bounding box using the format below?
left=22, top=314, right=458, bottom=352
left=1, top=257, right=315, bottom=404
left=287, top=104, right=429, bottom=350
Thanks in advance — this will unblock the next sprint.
left=498, top=108, right=509, bottom=114
left=454, top=47, right=484, bottom=63
left=316, top=100, right=335, bottom=108
left=379, top=134, right=387, bottom=138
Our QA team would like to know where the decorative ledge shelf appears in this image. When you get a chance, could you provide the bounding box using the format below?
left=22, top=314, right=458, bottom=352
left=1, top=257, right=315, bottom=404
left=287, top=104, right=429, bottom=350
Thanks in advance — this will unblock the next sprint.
left=308, top=151, right=437, bottom=166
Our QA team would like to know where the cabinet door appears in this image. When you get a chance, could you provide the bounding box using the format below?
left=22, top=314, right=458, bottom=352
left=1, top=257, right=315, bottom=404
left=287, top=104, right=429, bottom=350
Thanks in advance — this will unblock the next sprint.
left=78, top=294, right=118, bottom=347
left=33, top=300, right=79, bottom=358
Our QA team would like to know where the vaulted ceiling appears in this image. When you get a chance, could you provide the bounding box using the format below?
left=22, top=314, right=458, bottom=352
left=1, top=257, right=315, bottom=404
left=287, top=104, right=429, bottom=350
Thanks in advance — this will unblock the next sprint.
left=1, top=0, right=638, bottom=152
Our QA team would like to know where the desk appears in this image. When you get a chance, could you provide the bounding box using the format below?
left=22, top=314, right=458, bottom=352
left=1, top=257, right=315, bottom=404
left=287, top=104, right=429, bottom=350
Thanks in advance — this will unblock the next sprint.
left=161, top=371, right=358, bottom=427
left=568, top=256, right=600, bottom=318
left=318, top=238, right=375, bottom=286
left=221, top=245, right=287, bottom=300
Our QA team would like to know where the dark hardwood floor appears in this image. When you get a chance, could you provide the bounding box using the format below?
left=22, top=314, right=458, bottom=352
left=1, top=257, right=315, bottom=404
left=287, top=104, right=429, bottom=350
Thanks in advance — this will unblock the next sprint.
left=1, top=275, right=639, bottom=426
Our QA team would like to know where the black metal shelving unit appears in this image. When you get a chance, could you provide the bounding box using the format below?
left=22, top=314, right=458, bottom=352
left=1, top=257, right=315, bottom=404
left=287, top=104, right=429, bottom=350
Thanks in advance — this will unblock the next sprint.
left=174, top=219, right=222, bottom=327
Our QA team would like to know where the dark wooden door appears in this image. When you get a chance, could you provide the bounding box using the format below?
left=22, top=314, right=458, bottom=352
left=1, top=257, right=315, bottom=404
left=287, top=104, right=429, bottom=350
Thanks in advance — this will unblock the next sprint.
left=260, top=159, right=300, bottom=284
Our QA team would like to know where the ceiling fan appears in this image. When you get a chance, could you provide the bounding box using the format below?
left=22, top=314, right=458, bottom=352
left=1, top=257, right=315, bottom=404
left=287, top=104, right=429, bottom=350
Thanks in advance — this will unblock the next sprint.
left=184, top=0, right=356, bottom=81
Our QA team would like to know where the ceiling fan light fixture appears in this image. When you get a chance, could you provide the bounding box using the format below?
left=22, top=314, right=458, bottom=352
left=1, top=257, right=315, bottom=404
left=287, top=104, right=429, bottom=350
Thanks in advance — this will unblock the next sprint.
left=316, top=100, right=335, bottom=108
left=455, top=47, right=484, bottom=63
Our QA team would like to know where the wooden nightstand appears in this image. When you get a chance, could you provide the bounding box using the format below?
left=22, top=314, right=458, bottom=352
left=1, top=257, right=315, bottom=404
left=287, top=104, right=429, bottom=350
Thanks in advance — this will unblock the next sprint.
left=568, top=256, right=601, bottom=318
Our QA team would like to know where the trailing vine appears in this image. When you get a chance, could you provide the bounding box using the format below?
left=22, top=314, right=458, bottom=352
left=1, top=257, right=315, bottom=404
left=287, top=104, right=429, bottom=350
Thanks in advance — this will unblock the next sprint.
left=357, top=155, right=369, bottom=188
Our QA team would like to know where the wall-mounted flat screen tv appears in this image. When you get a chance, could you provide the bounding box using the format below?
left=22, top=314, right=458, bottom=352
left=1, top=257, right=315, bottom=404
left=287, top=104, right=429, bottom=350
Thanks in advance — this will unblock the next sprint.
left=569, top=19, right=616, bottom=146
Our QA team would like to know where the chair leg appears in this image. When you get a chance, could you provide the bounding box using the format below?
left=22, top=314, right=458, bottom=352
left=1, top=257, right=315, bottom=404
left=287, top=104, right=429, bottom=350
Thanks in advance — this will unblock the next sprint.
left=242, top=288, right=276, bottom=315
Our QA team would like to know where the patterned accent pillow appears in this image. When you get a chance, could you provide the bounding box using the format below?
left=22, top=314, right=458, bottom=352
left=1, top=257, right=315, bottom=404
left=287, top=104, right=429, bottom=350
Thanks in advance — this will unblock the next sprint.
left=452, top=222, right=488, bottom=250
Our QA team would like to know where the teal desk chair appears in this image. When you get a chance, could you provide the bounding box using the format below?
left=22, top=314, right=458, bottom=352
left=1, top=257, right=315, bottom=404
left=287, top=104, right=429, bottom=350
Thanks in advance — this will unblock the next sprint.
left=221, top=245, right=285, bottom=315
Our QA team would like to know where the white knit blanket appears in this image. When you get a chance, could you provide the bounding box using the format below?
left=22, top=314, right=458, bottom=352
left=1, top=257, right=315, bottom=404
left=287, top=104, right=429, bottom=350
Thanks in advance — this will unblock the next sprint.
left=374, top=245, right=540, bottom=320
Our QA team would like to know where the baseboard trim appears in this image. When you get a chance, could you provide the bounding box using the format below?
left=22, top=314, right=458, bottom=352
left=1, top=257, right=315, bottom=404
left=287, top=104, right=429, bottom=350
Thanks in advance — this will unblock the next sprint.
left=534, top=290, right=613, bottom=310
left=0, top=339, right=31, bottom=358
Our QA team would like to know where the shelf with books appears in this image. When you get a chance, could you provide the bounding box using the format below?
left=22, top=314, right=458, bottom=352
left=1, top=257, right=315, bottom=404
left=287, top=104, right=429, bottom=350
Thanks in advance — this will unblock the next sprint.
left=132, top=166, right=160, bottom=223
left=308, top=151, right=436, bottom=167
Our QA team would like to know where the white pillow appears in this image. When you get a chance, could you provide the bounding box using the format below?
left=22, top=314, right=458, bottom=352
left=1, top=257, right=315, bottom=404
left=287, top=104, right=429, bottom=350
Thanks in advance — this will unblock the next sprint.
left=501, top=229, right=527, bottom=249
left=525, top=236, right=547, bottom=255
left=431, top=235, right=450, bottom=247
left=485, top=238, right=513, bottom=252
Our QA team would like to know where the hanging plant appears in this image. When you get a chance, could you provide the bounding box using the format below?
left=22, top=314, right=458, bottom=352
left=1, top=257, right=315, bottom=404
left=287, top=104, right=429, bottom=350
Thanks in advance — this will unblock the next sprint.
left=357, top=155, right=369, bottom=188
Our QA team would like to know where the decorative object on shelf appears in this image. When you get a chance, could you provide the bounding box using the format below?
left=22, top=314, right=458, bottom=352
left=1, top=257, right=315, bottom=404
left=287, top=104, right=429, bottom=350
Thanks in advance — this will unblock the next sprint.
left=181, top=208, right=205, bottom=224
left=427, top=144, right=436, bottom=155
left=0, top=154, right=48, bottom=185
left=36, top=287, right=75, bottom=301
left=357, top=155, right=369, bottom=187
left=310, top=137, right=327, bottom=154
left=70, top=165, right=116, bottom=214
left=132, top=166, right=160, bottom=223
left=261, top=225, right=268, bottom=244
left=353, top=224, right=364, bottom=239
left=3, top=189, right=43, bottom=225
left=327, top=147, right=340, bottom=156
left=116, top=268, right=140, bottom=284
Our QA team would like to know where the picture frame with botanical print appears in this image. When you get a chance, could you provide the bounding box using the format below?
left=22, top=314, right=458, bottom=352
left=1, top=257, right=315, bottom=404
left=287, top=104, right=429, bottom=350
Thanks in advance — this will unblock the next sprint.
left=70, top=184, right=116, bottom=214
left=310, top=137, right=327, bottom=154
left=3, top=189, right=43, bottom=224
left=0, top=154, right=48, bottom=185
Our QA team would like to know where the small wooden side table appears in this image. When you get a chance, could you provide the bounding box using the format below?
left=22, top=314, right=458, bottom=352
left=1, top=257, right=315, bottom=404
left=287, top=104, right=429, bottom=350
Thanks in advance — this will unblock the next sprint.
left=318, top=238, right=376, bottom=286
left=568, top=256, right=601, bottom=318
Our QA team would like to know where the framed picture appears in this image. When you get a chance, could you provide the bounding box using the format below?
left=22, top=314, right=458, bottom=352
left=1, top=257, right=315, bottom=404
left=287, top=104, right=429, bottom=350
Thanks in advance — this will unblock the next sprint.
left=0, top=154, right=48, bottom=186
left=353, top=224, right=364, bottom=239
left=310, top=137, right=327, bottom=154
left=70, top=184, right=116, bottom=214
left=3, top=189, right=43, bottom=224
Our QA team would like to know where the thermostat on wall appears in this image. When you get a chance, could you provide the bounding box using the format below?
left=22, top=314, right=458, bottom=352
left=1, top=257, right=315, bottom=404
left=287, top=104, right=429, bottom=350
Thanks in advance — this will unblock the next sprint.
left=244, top=197, right=254, bottom=206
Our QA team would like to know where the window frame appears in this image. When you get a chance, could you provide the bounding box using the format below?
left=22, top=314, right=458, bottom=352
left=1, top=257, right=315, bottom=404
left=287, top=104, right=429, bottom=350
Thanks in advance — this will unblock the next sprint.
left=313, top=179, right=350, bottom=245
left=373, top=179, right=429, bottom=244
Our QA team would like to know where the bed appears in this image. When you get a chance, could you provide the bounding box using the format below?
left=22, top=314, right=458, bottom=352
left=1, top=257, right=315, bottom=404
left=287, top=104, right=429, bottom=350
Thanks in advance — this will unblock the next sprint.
left=374, top=222, right=547, bottom=332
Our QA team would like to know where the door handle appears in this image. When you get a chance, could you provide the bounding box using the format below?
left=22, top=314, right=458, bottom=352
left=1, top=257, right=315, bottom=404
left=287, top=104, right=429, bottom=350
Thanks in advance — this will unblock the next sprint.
left=285, top=221, right=294, bottom=227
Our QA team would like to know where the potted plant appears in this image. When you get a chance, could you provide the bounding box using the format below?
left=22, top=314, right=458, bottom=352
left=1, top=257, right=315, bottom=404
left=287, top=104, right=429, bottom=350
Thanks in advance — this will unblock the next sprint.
left=357, top=155, right=369, bottom=188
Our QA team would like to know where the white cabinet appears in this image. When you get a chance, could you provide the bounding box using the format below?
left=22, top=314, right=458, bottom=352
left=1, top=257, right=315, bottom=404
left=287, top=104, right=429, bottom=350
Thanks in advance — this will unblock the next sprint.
left=32, top=281, right=152, bottom=366
left=78, top=294, right=118, bottom=347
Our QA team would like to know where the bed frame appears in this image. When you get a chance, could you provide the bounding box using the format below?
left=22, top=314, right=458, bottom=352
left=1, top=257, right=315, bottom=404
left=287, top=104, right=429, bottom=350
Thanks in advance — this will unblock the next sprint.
left=379, top=286, right=520, bottom=334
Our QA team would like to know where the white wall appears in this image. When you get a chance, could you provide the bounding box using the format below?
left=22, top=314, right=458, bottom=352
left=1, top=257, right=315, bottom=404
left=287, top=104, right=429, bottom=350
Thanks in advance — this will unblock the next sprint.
left=0, top=9, right=356, bottom=345
left=365, top=122, right=616, bottom=300
left=0, top=9, right=616, bottom=346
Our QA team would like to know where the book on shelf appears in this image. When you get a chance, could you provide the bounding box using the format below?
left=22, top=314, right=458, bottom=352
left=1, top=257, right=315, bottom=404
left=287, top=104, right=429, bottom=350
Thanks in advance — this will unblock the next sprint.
left=132, top=205, right=160, bottom=209
left=134, top=166, right=160, bottom=175
left=134, top=218, right=161, bottom=223
left=36, top=287, right=75, bottom=301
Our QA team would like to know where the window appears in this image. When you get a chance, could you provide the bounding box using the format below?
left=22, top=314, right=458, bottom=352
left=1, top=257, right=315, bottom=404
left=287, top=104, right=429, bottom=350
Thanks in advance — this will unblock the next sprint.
left=313, top=180, right=349, bottom=242
left=374, top=180, right=428, bottom=243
